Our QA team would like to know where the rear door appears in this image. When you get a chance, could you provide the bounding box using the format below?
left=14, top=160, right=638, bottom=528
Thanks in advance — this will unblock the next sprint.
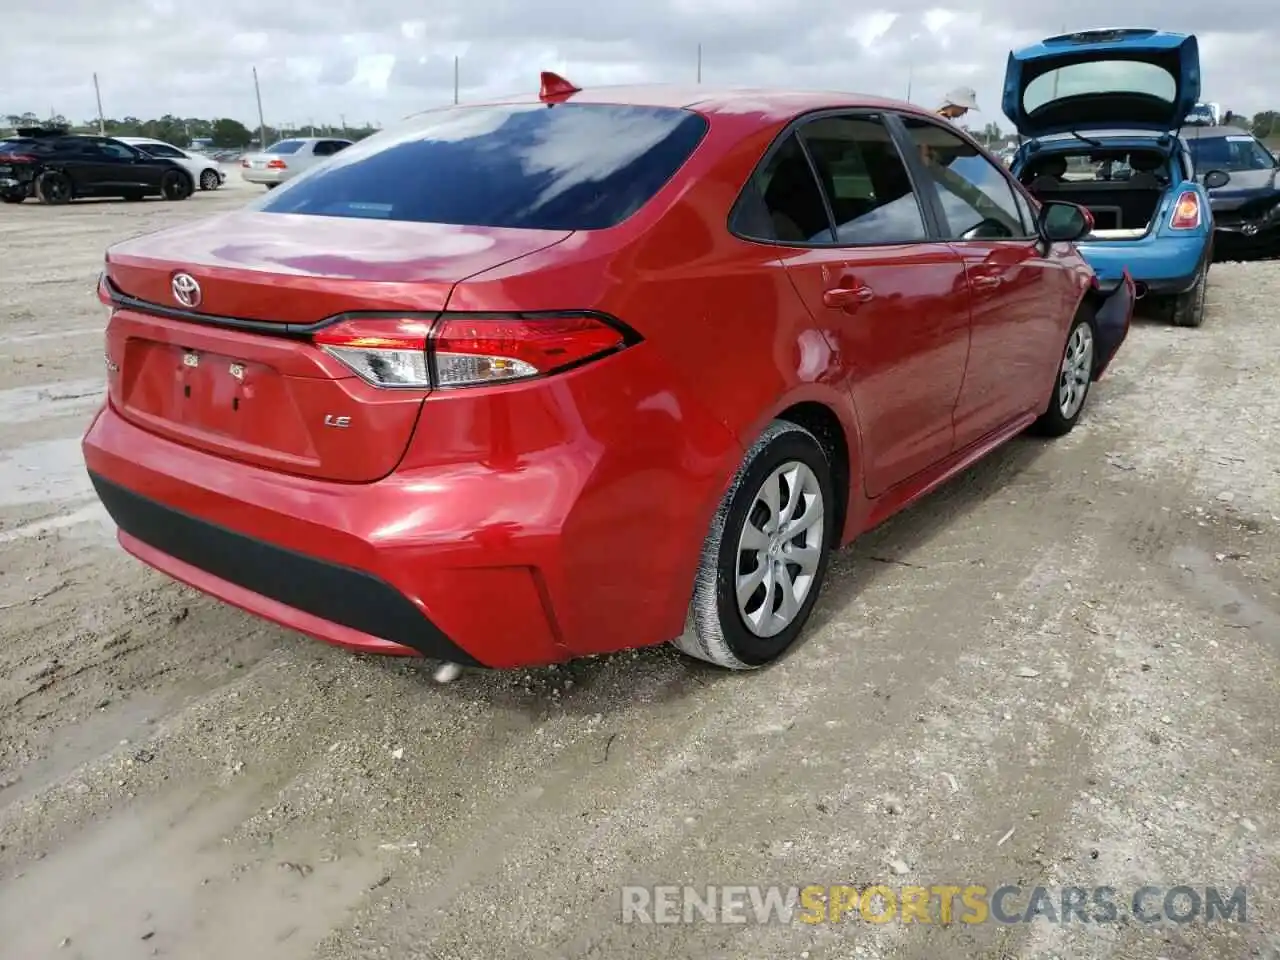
left=894, top=114, right=1075, bottom=445
left=736, top=112, right=972, bottom=497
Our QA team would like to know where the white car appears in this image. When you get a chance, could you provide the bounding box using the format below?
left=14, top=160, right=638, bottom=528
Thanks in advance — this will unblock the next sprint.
left=239, top=137, right=353, bottom=189
left=115, top=137, right=226, bottom=191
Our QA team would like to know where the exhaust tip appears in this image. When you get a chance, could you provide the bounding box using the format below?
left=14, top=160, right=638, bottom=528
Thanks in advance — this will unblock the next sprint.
left=433, top=661, right=463, bottom=684
left=1133, top=282, right=1147, bottom=300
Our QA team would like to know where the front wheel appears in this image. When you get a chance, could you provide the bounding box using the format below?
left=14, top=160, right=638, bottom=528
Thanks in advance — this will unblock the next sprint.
left=672, top=420, right=836, bottom=670
left=199, top=169, right=221, bottom=191
left=161, top=170, right=193, bottom=201
left=1031, top=314, right=1095, bottom=438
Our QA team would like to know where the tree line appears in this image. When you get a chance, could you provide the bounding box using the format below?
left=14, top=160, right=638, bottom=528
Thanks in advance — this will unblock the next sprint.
left=2, top=112, right=380, bottom=148
left=7, top=109, right=1280, bottom=148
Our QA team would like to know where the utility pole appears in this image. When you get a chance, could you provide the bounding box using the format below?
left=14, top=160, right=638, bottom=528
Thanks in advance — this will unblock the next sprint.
left=453, top=56, right=460, bottom=104
left=696, top=43, right=702, bottom=83
left=906, top=62, right=913, bottom=102
left=92, top=73, right=106, bottom=134
left=252, top=66, right=267, bottom=147
left=340, top=113, right=346, bottom=133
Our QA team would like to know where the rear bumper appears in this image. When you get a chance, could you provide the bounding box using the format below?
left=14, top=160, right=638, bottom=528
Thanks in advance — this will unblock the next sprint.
left=82, top=372, right=739, bottom=668
left=240, top=168, right=289, bottom=185
left=90, top=472, right=481, bottom=664
left=1077, top=232, right=1209, bottom=294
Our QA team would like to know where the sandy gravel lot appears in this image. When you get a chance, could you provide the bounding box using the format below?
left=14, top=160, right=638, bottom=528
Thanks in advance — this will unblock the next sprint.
left=1, top=176, right=1279, bottom=960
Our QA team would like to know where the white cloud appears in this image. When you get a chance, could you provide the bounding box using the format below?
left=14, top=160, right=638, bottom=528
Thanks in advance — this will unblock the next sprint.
left=0, top=0, right=1276, bottom=129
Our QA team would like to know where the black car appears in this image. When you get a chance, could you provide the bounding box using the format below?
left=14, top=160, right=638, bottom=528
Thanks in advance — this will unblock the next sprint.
left=1181, top=125, right=1280, bottom=259
left=0, top=128, right=195, bottom=205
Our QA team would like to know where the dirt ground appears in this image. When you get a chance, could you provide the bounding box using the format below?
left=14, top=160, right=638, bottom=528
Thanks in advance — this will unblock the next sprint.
left=2, top=177, right=1279, bottom=960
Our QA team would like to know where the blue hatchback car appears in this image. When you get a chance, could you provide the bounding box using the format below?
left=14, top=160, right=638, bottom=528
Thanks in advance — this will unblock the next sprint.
left=1003, top=29, right=1227, bottom=327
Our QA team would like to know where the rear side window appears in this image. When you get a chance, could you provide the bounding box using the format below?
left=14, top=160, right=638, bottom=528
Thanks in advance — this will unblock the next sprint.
left=253, top=104, right=709, bottom=231
left=136, top=142, right=185, bottom=158
left=265, top=140, right=306, bottom=155
left=732, top=113, right=928, bottom=245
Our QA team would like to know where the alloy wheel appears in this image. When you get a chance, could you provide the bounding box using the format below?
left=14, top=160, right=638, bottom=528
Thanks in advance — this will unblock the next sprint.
left=1058, top=323, right=1094, bottom=420
left=735, top=460, right=825, bottom=639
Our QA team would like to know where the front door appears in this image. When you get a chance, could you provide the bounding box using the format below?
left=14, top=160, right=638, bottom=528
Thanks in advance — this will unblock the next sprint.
left=746, top=114, right=972, bottom=497
left=895, top=114, right=1073, bottom=446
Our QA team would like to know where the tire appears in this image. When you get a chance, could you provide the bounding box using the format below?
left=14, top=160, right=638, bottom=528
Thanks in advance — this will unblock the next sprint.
left=673, top=420, right=837, bottom=670
left=161, top=170, right=193, bottom=201
left=1168, top=263, right=1208, bottom=328
left=1031, top=313, right=1096, bottom=438
left=198, top=169, right=220, bottom=191
left=265, top=183, right=278, bottom=190
left=35, top=171, right=72, bottom=205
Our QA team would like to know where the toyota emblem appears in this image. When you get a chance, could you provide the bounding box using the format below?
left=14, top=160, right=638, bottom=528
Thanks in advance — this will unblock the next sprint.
left=171, top=273, right=201, bottom=308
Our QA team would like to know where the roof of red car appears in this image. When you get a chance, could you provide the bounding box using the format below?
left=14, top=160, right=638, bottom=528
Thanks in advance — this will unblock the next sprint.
left=453, top=83, right=933, bottom=124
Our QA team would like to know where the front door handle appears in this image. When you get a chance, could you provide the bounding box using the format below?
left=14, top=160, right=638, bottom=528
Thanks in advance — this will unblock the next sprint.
left=971, top=274, right=1003, bottom=291
left=823, top=284, right=875, bottom=309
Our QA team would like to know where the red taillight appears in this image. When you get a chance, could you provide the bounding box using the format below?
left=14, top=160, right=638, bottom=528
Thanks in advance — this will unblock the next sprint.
left=313, top=317, right=434, bottom=388
left=0, top=153, right=37, bottom=163
left=266, top=159, right=287, bottom=170
left=312, top=314, right=630, bottom=389
left=432, top=315, right=626, bottom=387
left=1170, top=191, right=1201, bottom=229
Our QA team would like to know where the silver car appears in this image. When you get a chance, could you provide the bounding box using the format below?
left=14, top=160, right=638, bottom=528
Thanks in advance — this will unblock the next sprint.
left=240, top=137, right=353, bottom=188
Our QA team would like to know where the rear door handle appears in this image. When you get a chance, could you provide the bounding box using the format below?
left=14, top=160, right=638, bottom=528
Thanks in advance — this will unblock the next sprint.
left=823, top=284, right=875, bottom=309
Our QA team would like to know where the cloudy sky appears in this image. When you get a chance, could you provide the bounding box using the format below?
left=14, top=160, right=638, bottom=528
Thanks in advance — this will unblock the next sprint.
left=2, top=0, right=1277, bottom=131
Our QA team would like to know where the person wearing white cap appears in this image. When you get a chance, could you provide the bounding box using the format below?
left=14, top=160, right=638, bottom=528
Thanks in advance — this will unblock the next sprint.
left=938, top=86, right=979, bottom=121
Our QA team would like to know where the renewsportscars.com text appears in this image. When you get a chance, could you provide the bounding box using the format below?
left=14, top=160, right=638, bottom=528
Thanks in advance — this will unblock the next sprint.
left=620, top=884, right=1247, bottom=925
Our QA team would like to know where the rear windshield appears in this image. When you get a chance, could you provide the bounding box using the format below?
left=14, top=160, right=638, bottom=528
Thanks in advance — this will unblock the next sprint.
left=252, top=103, right=710, bottom=230
left=1186, top=135, right=1276, bottom=172
left=265, top=140, right=306, bottom=155
left=1023, top=61, right=1177, bottom=115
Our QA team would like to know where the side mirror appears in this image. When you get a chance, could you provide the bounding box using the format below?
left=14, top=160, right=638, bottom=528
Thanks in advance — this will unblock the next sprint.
left=1038, top=200, right=1093, bottom=243
left=1202, top=169, right=1231, bottom=189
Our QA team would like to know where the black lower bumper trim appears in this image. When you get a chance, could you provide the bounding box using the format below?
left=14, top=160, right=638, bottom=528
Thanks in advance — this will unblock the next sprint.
left=88, top=472, right=483, bottom=666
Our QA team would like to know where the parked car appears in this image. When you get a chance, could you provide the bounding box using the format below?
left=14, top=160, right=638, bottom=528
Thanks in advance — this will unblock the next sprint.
left=0, top=125, right=66, bottom=201
left=1004, top=28, right=1221, bottom=326
left=116, top=136, right=226, bottom=191
left=240, top=137, right=352, bottom=188
left=0, top=130, right=194, bottom=204
left=1180, top=125, right=1280, bottom=260
left=83, top=73, right=1133, bottom=673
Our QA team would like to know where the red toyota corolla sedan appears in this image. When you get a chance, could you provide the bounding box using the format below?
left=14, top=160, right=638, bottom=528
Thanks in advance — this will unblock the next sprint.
left=82, top=74, right=1134, bottom=672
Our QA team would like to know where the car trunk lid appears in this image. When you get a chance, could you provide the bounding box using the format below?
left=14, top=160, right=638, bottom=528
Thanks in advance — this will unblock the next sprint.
left=1002, top=28, right=1200, bottom=137
left=102, top=211, right=571, bottom=482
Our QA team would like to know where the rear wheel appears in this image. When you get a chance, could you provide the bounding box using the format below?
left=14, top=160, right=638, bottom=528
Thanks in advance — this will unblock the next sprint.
left=1031, top=314, right=1095, bottom=438
left=35, top=171, right=72, bottom=205
left=673, top=420, right=836, bottom=670
left=161, top=170, right=193, bottom=201
left=1166, top=263, right=1208, bottom=328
